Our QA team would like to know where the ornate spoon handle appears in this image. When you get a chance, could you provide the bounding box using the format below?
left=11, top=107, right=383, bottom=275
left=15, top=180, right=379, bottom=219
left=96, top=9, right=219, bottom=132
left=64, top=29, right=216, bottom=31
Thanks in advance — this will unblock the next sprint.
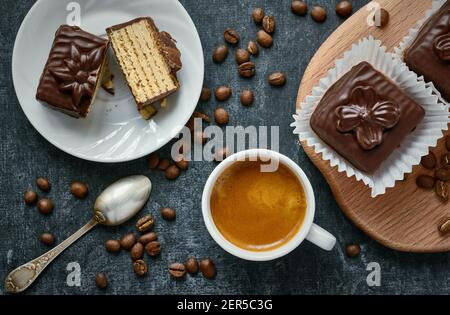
left=5, top=218, right=98, bottom=293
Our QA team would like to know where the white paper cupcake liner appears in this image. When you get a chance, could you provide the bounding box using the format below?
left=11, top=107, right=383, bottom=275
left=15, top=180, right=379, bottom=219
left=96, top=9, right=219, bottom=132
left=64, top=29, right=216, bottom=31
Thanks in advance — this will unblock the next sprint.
left=292, top=36, right=450, bottom=198
left=394, top=0, right=449, bottom=106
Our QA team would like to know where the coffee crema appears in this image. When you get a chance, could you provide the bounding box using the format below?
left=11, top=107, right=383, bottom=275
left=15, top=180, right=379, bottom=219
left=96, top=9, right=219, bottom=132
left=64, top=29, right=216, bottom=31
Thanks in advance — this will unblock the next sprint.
left=210, top=159, right=307, bottom=252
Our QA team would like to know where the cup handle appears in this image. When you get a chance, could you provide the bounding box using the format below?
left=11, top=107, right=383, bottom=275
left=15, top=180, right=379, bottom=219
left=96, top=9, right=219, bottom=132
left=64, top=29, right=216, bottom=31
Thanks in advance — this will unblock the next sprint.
left=306, top=224, right=336, bottom=251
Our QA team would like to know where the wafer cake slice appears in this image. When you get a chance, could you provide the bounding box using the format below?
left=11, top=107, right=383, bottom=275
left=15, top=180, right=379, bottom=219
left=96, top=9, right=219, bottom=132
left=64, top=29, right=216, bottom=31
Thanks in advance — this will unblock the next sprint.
left=106, top=17, right=182, bottom=119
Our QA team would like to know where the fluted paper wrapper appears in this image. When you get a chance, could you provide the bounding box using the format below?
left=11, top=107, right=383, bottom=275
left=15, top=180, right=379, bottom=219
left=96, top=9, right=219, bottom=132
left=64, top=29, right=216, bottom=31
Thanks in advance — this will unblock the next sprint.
left=292, top=37, right=450, bottom=197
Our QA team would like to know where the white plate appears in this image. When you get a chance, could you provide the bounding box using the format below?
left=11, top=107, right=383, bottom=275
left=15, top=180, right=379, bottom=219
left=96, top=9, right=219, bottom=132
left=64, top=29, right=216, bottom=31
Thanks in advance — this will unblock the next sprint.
left=12, top=0, right=203, bottom=162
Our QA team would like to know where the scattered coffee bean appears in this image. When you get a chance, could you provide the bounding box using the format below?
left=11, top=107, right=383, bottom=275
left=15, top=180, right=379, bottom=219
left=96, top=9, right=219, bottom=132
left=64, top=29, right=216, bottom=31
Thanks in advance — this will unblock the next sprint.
left=120, top=233, right=136, bottom=250
left=291, top=0, right=308, bottom=16
left=435, top=180, right=449, bottom=201
left=145, top=241, right=161, bottom=257
left=438, top=217, right=450, bottom=234
left=262, top=15, right=276, bottom=34
left=199, top=258, right=216, bottom=279
left=215, top=86, right=232, bottom=101
left=105, top=240, right=121, bottom=253
left=212, top=45, right=229, bottom=63
left=441, top=153, right=450, bottom=169
left=193, top=111, right=211, bottom=123
left=311, top=6, right=327, bottom=23
left=95, top=273, right=108, bottom=289
left=435, top=168, right=450, bottom=181
left=215, top=147, right=231, bottom=162
left=185, top=257, right=199, bottom=274
left=39, top=232, right=55, bottom=246
left=157, top=159, right=171, bottom=171
left=256, top=30, right=273, bottom=48
left=135, top=215, right=154, bottom=233
left=148, top=153, right=160, bottom=169
left=175, top=158, right=189, bottom=171
left=224, top=28, right=239, bottom=44
left=161, top=207, right=176, bottom=221
left=238, top=61, right=256, bottom=78
left=247, top=41, right=259, bottom=56
left=252, top=8, right=265, bottom=24
left=416, top=175, right=436, bottom=190
left=200, top=87, right=212, bottom=102
left=421, top=152, right=437, bottom=170
left=240, top=90, right=254, bottom=106
left=214, top=108, right=229, bottom=125
left=37, top=198, right=54, bottom=215
left=336, top=1, right=353, bottom=18
left=36, top=177, right=51, bottom=192
left=268, top=72, right=286, bottom=86
left=193, top=131, right=208, bottom=145
left=446, top=136, right=450, bottom=151
left=130, top=242, right=144, bottom=261
left=165, top=165, right=181, bottom=180
left=374, top=8, right=389, bottom=28
left=70, top=181, right=88, bottom=199
left=138, top=232, right=158, bottom=245
left=235, top=48, right=250, bottom=65
left=24, top=190, right=38, bottom=205
left=169, top=263, right=186, bottom=279
left=133, top=259, right=148, bottom=277
left=346, top=244, right=361, bottom=257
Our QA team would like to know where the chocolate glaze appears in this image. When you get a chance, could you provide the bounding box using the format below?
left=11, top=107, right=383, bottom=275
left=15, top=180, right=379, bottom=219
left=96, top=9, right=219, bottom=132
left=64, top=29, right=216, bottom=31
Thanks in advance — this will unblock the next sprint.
left=36, top=25, right=109, bottom=118
left=310, top=62, right=425, bottom=174
left=405, top=1, right=450, bottom=100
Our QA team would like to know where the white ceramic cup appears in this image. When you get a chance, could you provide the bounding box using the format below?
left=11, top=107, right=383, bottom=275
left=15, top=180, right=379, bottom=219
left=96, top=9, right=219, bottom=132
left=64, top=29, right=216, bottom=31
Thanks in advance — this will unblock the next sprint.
left=202, top=149, right=336, bottom=261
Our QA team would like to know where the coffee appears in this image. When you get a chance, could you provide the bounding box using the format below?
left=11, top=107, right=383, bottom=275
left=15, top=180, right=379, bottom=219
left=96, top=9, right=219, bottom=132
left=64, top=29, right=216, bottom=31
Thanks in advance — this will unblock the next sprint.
left=210, top=159, right=307, bottom=252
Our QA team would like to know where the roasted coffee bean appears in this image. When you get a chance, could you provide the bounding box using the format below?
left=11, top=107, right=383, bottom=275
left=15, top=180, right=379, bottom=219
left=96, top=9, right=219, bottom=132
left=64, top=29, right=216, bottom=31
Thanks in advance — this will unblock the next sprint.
left=136, top=215, right=154, bottom=233
left=436, top=180, right=449, bottom=201
left=374, top=8, right=389, bottom=28
left=169, top=263, right=186, bottom=279
left=256, top=30, right=273, bottom=48
left=36, top=177, right=51, bottom=192
left=247, top=41, right=259, bottom=56
left=199, top=258, right=216, bottom=279
left=200, top=87, right=212, bottom=102
left=133, top=259, right=148, bottom=276
left=252, top=8, right=265, bottom=24
left=139, top=232, right=158, bottom=245
left=120, top=233, right=136, bottom=250
left=70, top=181, right=88, bottom=199
left=268, top=72, right=286, bottom=86
left=215, top=86, right=232, bottom=101
left=130, top=242, right=144, bottom=261
left=24, top=190, right=38, bottom=205
left=438, top=217, right=450, bottom=234
left=157, top=159, right=171, bottom=171
left=262, top=15, right=276, bottom=34
left=240, top=90, right=254, bottom=106
left=441, top=153, right=450, bottom=168
left=446, top=136, right=450, bottom=151
left=39, top=232, right=55, bottom=246
left=346, top=244, right=361, bottom=257
left=37, top=198, right=54, bottom=215
left=193, top=111, right=211, bottom=123
left=336, top=1, right=353, bottom=18
left=421, top=152, right=437, bottom=169
left=175, top=158, right=189, bottom=171
left=238, top=61, right=256, bottom=78
left=185, top=257, right=199, bottom=274
left=161, top=207, right=176, bottom=221
left=148, top=153, right=160, bottom=169
left=435, top=168, right=450, bottom=181
left=212, top=45, right=229, bottom=63
left=214, top=147, right=231, bottom=162
left=105, top=240, right=121, bottom=253
left=165, top=165, right=181, bottom=180
left=214, top=108, right=229, bottom=125
left=224, top=28, right=239, bottom=44
left=291, top=0, right=308, bottom=16
left=311, top=6, right=327, bottom=23
left=95, top=273, right=108, bottom=289
left=416, top=175, right=436, bottom=190
left=145, top=241, right=161, bottom=257
left=235, top=49, right=250, bottom=65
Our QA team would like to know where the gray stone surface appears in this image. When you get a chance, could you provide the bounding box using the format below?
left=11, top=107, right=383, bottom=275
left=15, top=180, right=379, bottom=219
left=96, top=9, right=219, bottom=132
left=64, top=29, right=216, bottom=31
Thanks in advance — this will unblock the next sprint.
left=1, top=0, right=449, bottom=295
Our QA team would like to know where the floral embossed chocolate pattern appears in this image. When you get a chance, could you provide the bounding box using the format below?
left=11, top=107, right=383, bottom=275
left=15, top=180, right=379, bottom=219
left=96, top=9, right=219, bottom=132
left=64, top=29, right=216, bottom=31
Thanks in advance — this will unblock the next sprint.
left=335, top=87, right=400, bottom=150
left=434, top=33, right=450, bottom=62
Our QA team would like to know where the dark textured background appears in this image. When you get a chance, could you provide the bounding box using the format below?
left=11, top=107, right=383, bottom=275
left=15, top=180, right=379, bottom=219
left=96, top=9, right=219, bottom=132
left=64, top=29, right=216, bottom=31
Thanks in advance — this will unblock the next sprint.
left=1, top=0, right=449, bottom=295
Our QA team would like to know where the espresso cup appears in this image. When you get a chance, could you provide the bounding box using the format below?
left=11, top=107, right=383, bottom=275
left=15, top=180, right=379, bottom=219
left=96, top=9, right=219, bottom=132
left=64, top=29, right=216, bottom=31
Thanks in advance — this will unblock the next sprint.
left=202, top=149, right=336, bottom=261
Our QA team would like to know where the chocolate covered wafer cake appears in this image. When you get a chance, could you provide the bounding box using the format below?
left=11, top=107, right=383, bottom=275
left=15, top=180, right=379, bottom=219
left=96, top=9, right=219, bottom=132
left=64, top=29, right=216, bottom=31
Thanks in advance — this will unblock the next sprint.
left=106, top=17, right=182, bottom=119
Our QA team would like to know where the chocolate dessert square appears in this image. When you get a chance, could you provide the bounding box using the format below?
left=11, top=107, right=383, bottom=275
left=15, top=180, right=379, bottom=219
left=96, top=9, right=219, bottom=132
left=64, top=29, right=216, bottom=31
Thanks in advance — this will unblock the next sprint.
left=404, top=1, right=450, bottom=100
left=36, top=25, right=109, bottom=118
left=310, top=62, right=425, bottom=174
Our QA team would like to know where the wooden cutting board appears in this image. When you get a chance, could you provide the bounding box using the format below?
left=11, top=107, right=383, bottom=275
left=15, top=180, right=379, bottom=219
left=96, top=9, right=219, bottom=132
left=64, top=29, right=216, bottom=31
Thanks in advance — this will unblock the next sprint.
left=296, top=0, right=450, bottom=252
